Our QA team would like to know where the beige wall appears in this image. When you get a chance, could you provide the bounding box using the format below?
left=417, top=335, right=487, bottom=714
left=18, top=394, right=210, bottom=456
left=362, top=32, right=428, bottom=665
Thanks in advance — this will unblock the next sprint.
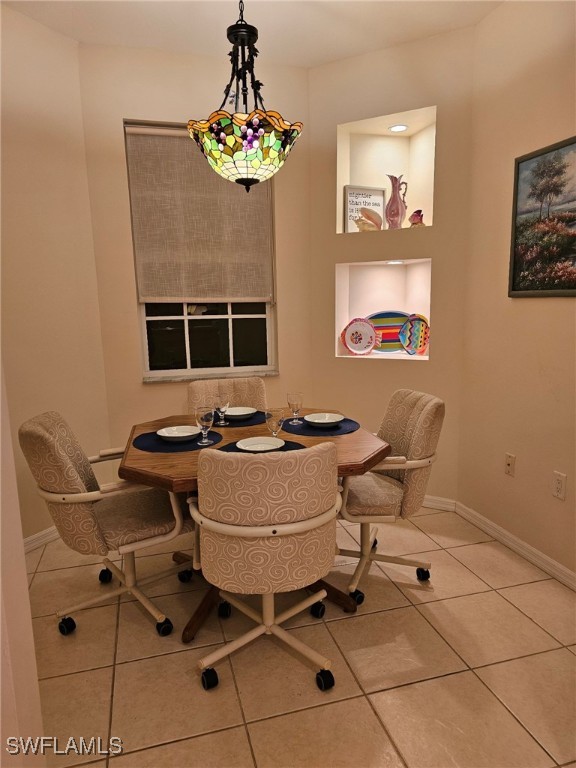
left=308, top=27, right=475, bottom=499
left=461, top=1, right=575, bottom=569
left=2, top=3, right=574, bottom=572
left=1, top=7, right=111, bottom=537
left=77, top=45, right=311, bottom=446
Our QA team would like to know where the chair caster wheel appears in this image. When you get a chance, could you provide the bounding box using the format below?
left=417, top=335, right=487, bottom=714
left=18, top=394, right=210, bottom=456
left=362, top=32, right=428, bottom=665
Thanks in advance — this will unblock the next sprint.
left=217, top=601, right=232, bottom=619
left=372, top=538, right=378, bottom=550
left=177, top=569, right=193, bottom=583
left=416, top=568, right=430, bottom=582
left=201, top=668, right=219, bottom=690
left=310, top=601, right=326, bottom=619
left=156, top=618, right=173, bottom=636
left=349, top=589, right=365, bottom=605
left=98, top=568, right=113, bottom=584
left=316, top=669, right=335, bottom=691
left=58, top=617, right=76, bottom=636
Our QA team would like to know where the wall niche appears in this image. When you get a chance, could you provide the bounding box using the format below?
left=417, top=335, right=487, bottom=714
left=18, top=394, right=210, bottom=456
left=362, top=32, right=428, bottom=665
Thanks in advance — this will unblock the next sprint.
left=337, top=106, right=436, bottom=234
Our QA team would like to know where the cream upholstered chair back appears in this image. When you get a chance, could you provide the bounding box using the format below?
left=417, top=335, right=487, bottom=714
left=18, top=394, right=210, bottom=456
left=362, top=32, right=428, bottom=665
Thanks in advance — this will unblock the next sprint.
left=18, top=411, right=109, bottom=555
left=187, top=376, right=267, bottom=413
left=197, top=443, right=338, bottom=594
left=376, top=389, right=445, bottom=518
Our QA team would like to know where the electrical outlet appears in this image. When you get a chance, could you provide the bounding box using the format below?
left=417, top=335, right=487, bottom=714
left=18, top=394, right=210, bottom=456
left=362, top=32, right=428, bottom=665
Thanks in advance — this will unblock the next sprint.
left=552, top=471, right=567, bottom=500
left=504, top=453, right=516, bottom=476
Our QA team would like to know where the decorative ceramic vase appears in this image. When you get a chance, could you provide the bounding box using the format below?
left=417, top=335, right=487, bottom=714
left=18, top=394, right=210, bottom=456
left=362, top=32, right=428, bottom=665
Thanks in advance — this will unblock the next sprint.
left=385, top=174, right=408, bottom=229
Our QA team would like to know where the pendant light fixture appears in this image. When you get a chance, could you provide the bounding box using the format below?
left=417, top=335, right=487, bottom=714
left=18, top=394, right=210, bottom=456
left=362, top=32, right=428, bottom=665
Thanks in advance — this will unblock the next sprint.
left=188, top=0, right=303, bottom=192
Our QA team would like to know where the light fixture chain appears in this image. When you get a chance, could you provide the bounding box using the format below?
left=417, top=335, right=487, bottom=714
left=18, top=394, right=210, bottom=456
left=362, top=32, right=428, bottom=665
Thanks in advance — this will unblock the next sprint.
left=238, top=0, right=244, bottom=22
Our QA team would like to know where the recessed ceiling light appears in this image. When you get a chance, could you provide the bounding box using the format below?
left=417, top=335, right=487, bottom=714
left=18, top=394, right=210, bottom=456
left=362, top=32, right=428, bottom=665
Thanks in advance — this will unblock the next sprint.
left=389, top=124, right=408, bottom=133
left=387, top=260, right=404, bottom=265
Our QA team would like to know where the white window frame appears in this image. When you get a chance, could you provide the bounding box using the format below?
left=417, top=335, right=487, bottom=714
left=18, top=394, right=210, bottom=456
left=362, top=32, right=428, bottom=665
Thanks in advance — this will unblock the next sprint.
left=141, top=300, right=277, bottom=382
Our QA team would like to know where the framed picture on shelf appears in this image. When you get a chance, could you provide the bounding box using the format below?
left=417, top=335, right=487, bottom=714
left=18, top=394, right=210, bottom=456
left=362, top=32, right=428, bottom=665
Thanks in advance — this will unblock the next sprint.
left=344, top=185, right=385, bottom=233
left=509, top=136, right=576, bottom=297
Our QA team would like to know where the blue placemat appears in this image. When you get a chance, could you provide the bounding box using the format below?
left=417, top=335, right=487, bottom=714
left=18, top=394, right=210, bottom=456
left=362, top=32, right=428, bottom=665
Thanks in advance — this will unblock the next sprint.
left=281, top=418, right=360, bottom=437
left=217, top=410, right=267, bottom=427
left=133, top=431, right=223, bottom=453
left=219, top=440, right=305, bottom=453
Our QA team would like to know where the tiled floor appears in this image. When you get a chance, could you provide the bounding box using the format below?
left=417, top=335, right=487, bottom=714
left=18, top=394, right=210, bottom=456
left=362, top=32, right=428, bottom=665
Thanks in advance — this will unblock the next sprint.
left=25, top=509, right=576, bottom=768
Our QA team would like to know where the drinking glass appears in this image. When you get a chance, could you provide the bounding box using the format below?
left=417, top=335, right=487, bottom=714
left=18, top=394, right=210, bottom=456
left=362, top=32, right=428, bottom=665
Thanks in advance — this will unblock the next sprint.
left=195, top=405, right=215, bottom=446
left=287, top=392, right=303, bottom=425
left=265, top=409, right=285, bottom=438
left=213, top=395, right=229, bottom=426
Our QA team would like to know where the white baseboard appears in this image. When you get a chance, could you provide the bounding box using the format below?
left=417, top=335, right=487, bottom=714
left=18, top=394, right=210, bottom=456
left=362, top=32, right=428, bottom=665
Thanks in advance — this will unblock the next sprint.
left=455, top=501, right=576, bottom=591
left=24, top=525, right=59, bottom=554
left=423, top=495, right=456, bottom=512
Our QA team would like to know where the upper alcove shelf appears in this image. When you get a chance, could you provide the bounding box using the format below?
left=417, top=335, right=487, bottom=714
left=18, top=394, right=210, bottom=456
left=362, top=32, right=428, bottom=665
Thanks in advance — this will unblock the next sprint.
left=337, top=106, right=436, bottom=234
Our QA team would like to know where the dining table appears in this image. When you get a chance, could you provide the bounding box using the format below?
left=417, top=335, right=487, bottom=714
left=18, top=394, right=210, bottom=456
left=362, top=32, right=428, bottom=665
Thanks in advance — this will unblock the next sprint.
left=119, top=407, right=391, bottom=642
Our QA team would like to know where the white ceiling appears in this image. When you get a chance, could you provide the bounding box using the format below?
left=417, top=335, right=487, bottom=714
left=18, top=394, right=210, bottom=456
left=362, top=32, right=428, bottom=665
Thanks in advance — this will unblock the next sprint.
left=6, top=0, right=500, bottom=69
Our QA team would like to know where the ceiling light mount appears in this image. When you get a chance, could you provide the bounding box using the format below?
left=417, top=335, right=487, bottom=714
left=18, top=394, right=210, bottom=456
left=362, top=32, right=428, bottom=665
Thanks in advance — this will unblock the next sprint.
left=188, top=0, right=303, bottom=191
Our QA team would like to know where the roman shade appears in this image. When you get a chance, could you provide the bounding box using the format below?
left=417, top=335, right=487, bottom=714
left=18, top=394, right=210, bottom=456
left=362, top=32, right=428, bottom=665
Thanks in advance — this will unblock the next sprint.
left=124, top=124, right=275, bottom=302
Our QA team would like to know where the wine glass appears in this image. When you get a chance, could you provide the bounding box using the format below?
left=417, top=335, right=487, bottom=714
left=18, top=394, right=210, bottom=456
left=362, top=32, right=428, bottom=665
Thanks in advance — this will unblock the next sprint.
left=195, top=405, right=214, bottom=446
left=213, top=395, right=230, bottom=426
left=265, top=409, right=285, bottom=438
left=287, top=392, right=303, bottom=425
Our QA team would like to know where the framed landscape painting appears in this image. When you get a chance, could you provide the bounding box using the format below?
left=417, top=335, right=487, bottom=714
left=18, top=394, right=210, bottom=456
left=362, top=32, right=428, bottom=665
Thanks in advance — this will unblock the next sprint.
left=509, top=136, right=576, bottom=297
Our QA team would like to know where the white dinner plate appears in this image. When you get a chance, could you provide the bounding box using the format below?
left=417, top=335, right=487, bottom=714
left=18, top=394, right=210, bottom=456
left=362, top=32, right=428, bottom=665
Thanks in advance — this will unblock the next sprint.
left=157, top=425, right=201, bottom=442
left=226, top=407, right=257, bottom=420
left=236, top=437, right=285, bottom=452
left=304, top=412, right=345, bottom=427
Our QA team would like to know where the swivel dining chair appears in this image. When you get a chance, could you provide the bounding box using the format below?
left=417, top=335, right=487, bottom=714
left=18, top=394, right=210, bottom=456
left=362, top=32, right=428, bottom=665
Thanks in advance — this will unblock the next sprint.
left=187, top=376, right=267, bottom=413
left=190, top=443, right=341, bottom=691
left=339, top=389, right=445, bottom=603
left=19, top=411, right=195, bottom=636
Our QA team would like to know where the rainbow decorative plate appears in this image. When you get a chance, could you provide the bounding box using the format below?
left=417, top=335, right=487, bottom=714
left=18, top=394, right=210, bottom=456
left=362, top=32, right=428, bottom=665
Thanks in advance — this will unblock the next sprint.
left=398, top=314, right=430, bottom=355
left=367, top=311, right=409, bottom=352
left=341, top=318, right=377, bottom=355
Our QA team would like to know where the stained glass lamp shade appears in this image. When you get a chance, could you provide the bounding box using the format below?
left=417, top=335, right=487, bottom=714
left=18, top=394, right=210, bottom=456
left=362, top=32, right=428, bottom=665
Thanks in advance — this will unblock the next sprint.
left=188, top=1, right=302, bottom=192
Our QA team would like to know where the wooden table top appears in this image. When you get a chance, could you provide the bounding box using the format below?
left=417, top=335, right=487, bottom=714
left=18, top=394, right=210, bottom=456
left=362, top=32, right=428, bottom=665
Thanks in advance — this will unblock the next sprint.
left=118, top=408, right=390, bottom=493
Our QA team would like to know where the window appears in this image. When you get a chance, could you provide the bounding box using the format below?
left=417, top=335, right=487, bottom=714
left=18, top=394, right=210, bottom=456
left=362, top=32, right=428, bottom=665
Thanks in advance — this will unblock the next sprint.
left=124, top=121, right=277, bottom=381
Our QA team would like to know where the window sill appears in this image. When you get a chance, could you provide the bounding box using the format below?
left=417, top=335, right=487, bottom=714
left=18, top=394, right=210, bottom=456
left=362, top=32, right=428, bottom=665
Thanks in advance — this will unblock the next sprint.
left=143, top=369, right=279, bottom=383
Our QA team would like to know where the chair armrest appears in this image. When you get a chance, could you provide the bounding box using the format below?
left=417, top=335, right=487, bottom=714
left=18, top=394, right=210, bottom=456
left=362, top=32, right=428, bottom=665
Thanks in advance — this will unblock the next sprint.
left=38, top=480, right=155, bottom=504
left=88, top=447, right=125, bottom=464
left=372, top=454, right=436, bottom=472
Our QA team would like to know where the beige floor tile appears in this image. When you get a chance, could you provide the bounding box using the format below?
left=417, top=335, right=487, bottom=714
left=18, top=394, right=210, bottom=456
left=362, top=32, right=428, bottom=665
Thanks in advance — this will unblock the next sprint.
left=477, top=649, right=576, bottom=764
left=28, top=573, right=34, bottom=586
left=111, top=649, right=243, bottom=753
left=419, top=591, right=560, bottom=667
left=377, top=548, right=491, bottom=603
left=248, top=696, right=404, bottom=768
left=34, top=605, right=117, bottom=679
left=229, top=623, right=362, bottom=721
left=448, top=541, right=549, bottom=588
left=322, top=561, right=410, bottom=619
left=569, top=645, right=576, bottom=655
left=38, top=537, right=120, bottom=572
left=40, top=667, right=113, bottom=767
left=26, top=545, right=45, bottom=573
left=29, top=564, right=120, bottom=618
left=498, top=579, right=576, bottom=645
left=412, top=511, right=493, bottom=548
left=347, top=518, right=441, bottom=556
left=327, top=605, right=466, bottom=692
left=119, top=551, right=202, bottom=602
left=110, top=726, right=254, bottom=767
left=370, top=671, right=554, bottom=768
left=116, top=589, right=224, bottom=662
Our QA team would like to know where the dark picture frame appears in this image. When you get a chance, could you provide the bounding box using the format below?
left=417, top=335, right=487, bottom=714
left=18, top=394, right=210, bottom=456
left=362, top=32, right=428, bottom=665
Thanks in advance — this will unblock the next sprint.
left=509, top=136, right=576, bottom=297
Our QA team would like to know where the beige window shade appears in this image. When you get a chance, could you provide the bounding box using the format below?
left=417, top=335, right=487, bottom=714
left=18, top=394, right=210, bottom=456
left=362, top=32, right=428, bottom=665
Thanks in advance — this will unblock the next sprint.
left=125, top=126, right=275, bottom=302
